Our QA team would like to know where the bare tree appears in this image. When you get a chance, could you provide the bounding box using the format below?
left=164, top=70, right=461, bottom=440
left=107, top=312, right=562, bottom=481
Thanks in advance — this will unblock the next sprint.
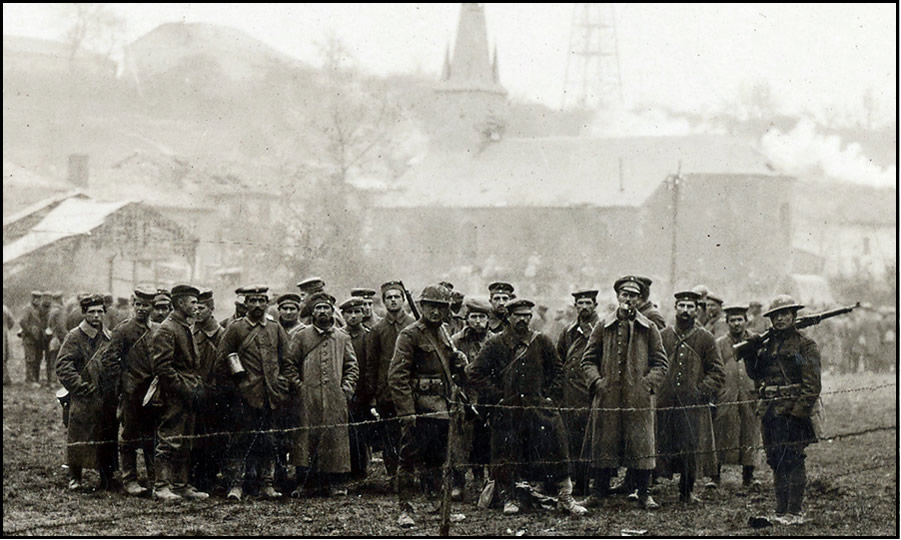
left=55, top=3, right=126, bottom=63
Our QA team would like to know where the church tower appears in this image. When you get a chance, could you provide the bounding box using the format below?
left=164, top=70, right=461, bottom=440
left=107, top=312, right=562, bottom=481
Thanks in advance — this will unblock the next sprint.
left=434, top=3, right=508, bottom=150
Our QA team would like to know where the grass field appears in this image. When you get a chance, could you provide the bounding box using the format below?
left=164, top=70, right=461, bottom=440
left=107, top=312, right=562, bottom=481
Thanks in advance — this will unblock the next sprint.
left=2, top=349, right=897, bottom=536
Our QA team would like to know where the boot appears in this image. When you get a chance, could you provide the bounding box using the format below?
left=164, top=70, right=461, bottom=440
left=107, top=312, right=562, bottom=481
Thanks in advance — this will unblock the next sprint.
left=227, top=486, right=243, bottom=501
left=742, top=466, right=756, bottom=487
left=153, top=462, right=182, bottom=502
left=786, top=462, right=806, bottom=515
left=556, top=477, right=588, bottom=516
left=174, top=460, right=208, bottom=500
left=121, top=449, right=139, bottom=485
left=773, top=467, right=789, bottom=516
left=582, top=468, right=611, bottom=507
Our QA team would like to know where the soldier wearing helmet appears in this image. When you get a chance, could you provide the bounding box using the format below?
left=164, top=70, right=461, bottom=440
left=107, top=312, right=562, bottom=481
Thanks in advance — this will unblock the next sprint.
left=387, top=284, right=467, bottom=527
left=738, top=294, right=822, bottom=526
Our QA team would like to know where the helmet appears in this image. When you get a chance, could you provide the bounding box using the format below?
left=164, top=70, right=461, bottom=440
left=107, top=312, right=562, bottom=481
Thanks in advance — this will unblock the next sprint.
left=419, top=284, right=452, bottom=305
left=764, top=294, right=805, bottom=318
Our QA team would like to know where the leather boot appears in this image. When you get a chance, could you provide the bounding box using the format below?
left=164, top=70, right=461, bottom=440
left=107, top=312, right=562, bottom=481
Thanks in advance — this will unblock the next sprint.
left=773, top=467, right=788, bottom=515
left=176, top=461, right=208, bottom=500
left=786, top=462, right=806, bottom=515
left=556, top=477, right=588, bottom=515
left=152, top=462, right=182, bottom=502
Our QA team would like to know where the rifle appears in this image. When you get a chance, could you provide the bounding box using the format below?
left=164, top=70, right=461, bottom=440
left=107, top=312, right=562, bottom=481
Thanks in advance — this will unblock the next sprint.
left=398, top=281, right=479, bottom=418
left=733, top=302, right=860, bottom=354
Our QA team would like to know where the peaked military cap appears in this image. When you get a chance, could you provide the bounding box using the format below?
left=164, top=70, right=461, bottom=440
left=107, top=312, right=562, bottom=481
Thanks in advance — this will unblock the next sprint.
left=197, top=288, right=214, bottom=302
left=153, top=293, right=172, bottom=306
left=52, top=291, right=64, bottom=300
left=79, top=294, right=105, bottom=310
left=572, top=289, right=599, bottom=301
left=307, top=291, right=336, bottom=308
left=723, top=304, right=749, bottom=316
left=488, top=282, right=514, bottom=295
left=506, top=298, right=535, bottom=312
left=451, top=291, right=465, bottom=304
left=613, top=276, right=642, bottom=295
left=296, top=277, right=325, bottom=292
left=339, top=297, right=366, bottom=312
left=170, top=284, right=200, bottom=298
left=707, top=294, right=724, bottom=305
left=350, top=288, right=377, bottom=298
left=277, top=293, right=302, bottom=307
left=380, top=280, right=405, bottom=295
left=464, top=297, right=492, bottom=315
left=242, top=285, right=269, bottom=297
left=30, top=290, right=42, bottom=298
left=635, top=276, right=653, bottom=290
left=749, top=300, right=763, bottom=308
left=674, top=290, right=702, bottom=302
left=133, top=287, right=157, bottom=302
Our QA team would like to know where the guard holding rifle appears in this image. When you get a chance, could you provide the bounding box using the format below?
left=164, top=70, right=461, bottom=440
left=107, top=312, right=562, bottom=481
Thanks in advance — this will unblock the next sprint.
left=738, top=295, right=821, bottom=526
left=387, top=284, right=467, bottom=527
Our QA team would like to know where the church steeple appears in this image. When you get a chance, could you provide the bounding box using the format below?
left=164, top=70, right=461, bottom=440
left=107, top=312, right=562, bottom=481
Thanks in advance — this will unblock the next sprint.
left=440, top=3, right=506, bottom=94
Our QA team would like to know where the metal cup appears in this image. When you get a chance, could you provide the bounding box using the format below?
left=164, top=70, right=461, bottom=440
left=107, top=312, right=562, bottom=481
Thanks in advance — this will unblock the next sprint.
left=227, top=353, right=246, bottom=377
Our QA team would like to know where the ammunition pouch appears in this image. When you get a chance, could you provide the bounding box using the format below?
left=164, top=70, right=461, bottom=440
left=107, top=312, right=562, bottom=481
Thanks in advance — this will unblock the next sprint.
left=413, top=378, right=448, bottom=415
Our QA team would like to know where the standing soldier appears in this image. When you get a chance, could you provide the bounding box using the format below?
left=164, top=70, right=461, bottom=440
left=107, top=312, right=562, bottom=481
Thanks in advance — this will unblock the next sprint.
left=656, top=290, right=725, bottom=504
left=468, top=298, right=587, bottom=517
left=220, top=287, right=248, bottom=328
left=746, top=301, right=770, bottom=334
left=274, top=292, right=305, bottom=490
left=101, top=287, right=159, bottom=496
left=555, top=289, right=600, bottom=495
left=350, top=288, right=380, bottom=329
left=340, top=297, right=372, bottom=480
left=19, top=291, right=50, bottom=386
left=388, top=284, right=468, bottom=526
left=190, top=289, right=225, bottom=494
left=297, top=277, right=326, bottom=326
left=487, top=282, right=514, bottom=334
left=151, top=284, right=209, bottom=502
left=217, top=286, right=291, bottom=501
left=739, top=295, right=822, bottom=525
left=704, top=295, right=729, bottom=339
left=580, top=277, right=668, bottom=510
left=691, top=285, right=710, bottom=326
left=151, top=291, right=172, bottom=324
left=56, top=294, right=116, bottom=490
left=451, top=298, right=493, bottom=487
left=287, top=293, right=358, bottom=497
left=46, top=292, right=67, bottom=386
left=365, top=280, right=415, bottom=477
left=448, top=291, right=466, bottom=337
left=3, top=303, right=14, bottom=385
left=709, top=304, right=761, bottom=489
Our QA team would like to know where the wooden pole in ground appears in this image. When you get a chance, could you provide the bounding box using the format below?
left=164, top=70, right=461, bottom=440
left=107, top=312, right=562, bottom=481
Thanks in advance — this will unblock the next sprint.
left=439, top=394, right=460, bottom=536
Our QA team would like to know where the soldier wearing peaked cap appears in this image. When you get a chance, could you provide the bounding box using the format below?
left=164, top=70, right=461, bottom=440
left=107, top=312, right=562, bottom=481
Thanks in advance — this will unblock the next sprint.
left=56, top=294, right=116, bottom=491
left=487, top=281, right=515, bottom=334
left=340, top=296, right=372, bottom=480
left=704, top=294, right=729, bottom=339
left=467, top=297, right=587, bottom=516
left=100, top=287, right=160, bottom=496
left=633, top=276, right=666, bottom=330
left=216, top=285, right=291, bottom=501
left=738, top=295, right=821, bottom=525
left=580, top=277, right=668, bottom=509
left=151, top=291, right=173, bottom=325
left=447, top=290, right=466, bottom=337
left=365, top=280, right=415, bottom=477
left=709, top=304, right=761, bottom=489
left=351, top=288, right=381, bottom=329
left=276, top=293, right=305, bottom=337
left=655, top=290, right=725, bottom=504
left=19, top=289, right=51, bottom=385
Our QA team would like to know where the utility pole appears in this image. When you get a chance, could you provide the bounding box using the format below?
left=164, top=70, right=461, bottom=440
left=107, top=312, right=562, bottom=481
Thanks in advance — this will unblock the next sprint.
left=562, top=3, right=624, bottom=110
left=668, top=162, right=683, bottom=290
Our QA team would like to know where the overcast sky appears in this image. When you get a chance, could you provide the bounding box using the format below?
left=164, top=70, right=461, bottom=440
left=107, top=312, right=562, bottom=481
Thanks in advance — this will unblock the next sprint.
left=3, top=3, right=896, bottom=124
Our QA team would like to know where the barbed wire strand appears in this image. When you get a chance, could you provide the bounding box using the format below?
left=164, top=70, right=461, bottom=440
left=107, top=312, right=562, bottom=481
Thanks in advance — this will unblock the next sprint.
left=62, top=382, right=896, bottom=448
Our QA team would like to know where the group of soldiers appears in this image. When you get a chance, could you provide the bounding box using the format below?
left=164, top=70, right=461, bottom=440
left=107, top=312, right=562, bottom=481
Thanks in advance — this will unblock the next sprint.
left=13, top=273, right=826, bottom=527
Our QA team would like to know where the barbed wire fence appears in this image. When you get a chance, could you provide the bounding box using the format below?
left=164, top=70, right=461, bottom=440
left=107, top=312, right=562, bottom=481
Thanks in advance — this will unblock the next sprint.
left=4, top=382, right=896, bottom=535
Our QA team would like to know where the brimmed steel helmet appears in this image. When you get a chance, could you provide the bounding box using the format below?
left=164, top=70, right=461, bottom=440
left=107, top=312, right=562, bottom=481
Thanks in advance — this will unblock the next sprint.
left=764, top=294, right=805, bottom=318
left=419, top=284, right=452, bottom=305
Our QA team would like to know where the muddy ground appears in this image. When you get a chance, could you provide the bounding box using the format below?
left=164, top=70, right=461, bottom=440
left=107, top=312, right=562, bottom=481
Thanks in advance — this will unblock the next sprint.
left=3, top=349, right=896, bottom=536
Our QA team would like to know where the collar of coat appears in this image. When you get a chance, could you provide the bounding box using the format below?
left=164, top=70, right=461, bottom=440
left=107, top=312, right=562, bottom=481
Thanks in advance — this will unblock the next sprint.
left=168, top=309, right=193, bottom=329
left=78, top=319, right=110, bottom=340
left=603, top=309, right=651, bottom=330
left=195, top=316, right=222, bottom=337
left=567, top=311, right=600, bottom=334
left=243, top=314, right=268, bottom=327
left=383, top=310, right=409, bottom=325
left=501, top=327, right=536, bottom=349
left=312, top=321, right=336, bottom=335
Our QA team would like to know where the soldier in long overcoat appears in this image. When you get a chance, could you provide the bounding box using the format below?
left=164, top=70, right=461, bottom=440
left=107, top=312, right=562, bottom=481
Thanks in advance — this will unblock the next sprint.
left=288, top=292, right=358, bottom=496
left=468, top=298, right=586, bottom=517
left=339, top=296, right=372, bottom=480
left=189, top=289, right=225, bottom=493
left=580, top=277, right=668, bottom=509
left=56, top=294, right=116, bottom=490
left=656, top=290, right=725, bottom=504
left=101, top=287, right=158, bottom=496
left=710, top=304, right=761, bottom=487
left=20, top=291, right=50, bottom=384
left=217, top=286, right=291, bottom=500
left=556, top=289, right=600, bottom=495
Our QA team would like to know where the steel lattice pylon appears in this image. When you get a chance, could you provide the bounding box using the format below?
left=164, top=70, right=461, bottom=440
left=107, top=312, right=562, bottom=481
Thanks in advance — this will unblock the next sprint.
left=562, top=3, right=623, bottom=110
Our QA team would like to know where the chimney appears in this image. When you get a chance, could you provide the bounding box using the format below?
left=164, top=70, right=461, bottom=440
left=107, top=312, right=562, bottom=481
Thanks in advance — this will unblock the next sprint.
left=68, top=154, right=89, bottom=187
